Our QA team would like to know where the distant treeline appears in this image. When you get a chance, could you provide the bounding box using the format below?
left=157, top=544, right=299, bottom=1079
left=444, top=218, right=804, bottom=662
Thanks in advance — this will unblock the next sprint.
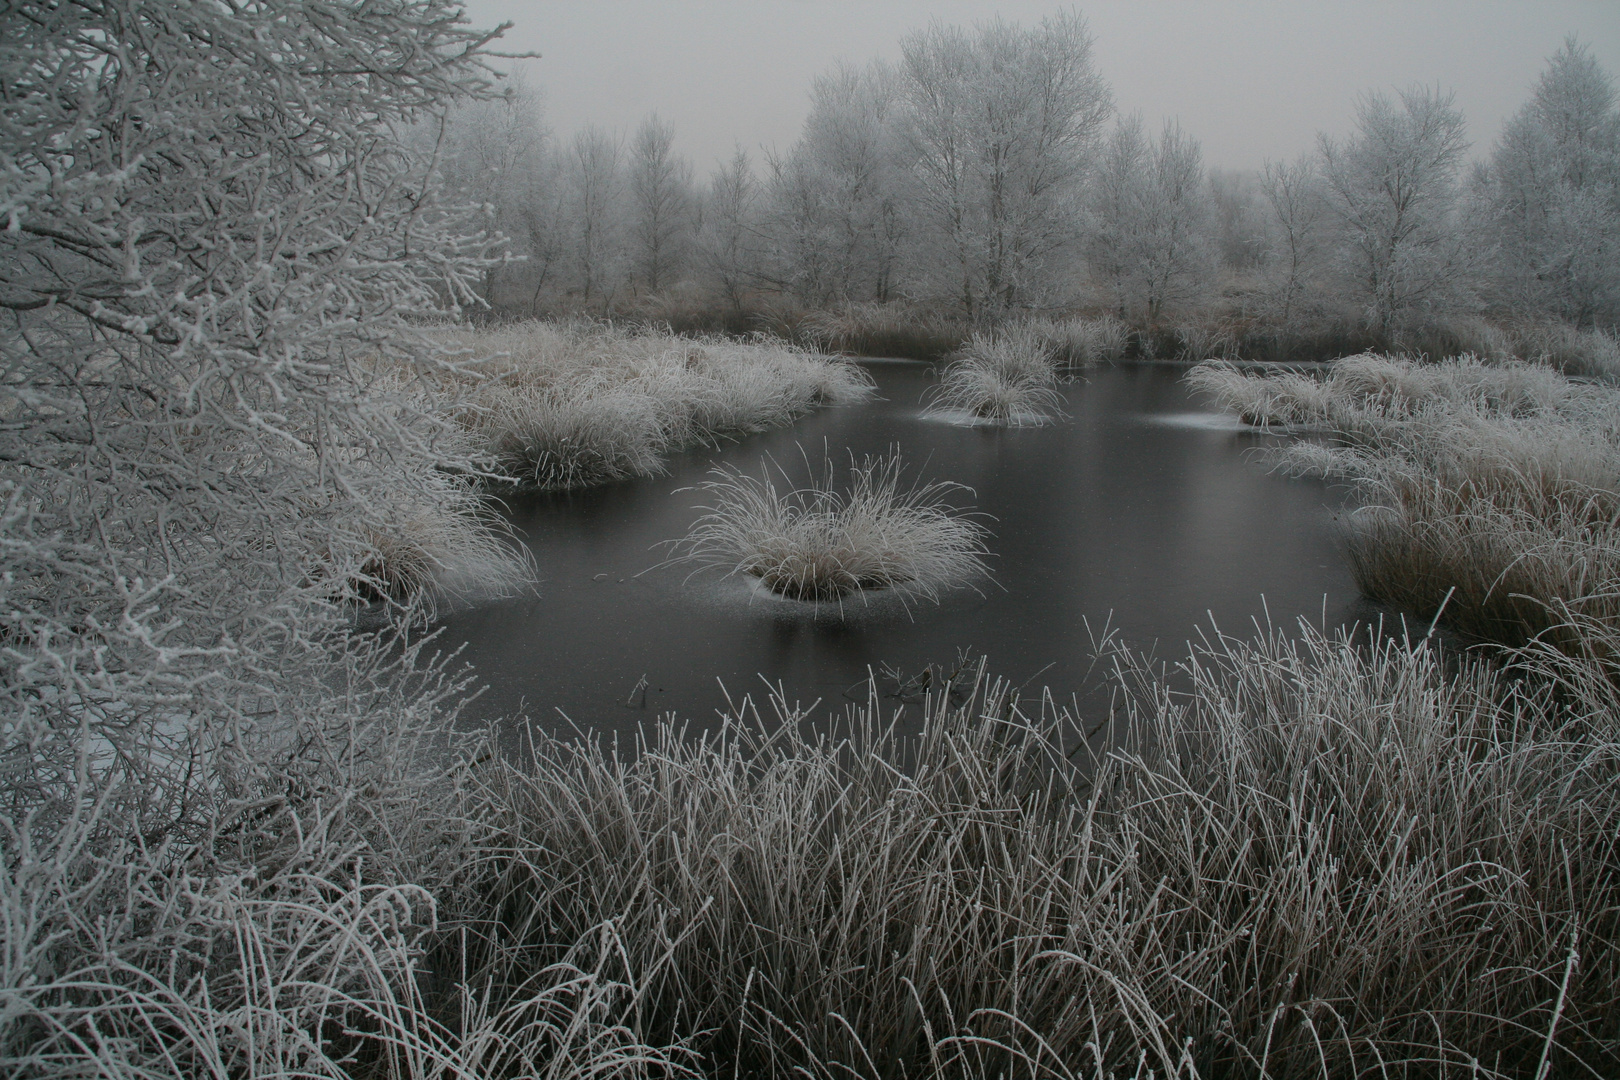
left=426, top=16, right=1619, bottom=358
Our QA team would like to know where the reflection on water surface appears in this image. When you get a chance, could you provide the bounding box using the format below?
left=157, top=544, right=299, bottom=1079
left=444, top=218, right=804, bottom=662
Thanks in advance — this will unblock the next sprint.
left=437, top=361, right=1360, bottom=735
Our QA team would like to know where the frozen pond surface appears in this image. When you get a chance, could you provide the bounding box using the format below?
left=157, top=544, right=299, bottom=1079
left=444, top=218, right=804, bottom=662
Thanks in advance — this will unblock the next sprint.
left=437, top=361, right=1362, bottom=735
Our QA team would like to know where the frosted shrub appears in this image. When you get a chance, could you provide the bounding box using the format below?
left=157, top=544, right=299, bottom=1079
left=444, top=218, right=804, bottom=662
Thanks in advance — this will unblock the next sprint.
left=665, top=446, right=991, bottom=605
left=0, top=3, right=542, bottom=1076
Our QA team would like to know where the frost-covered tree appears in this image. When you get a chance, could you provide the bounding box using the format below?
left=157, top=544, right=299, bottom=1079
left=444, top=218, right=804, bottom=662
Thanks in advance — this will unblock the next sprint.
left=431, top=72, right=557, bottom=305
left=628, top=112, right=695, bottom=293
left=1482, top=38, right=1620, bottom=327
left=763, top=61, right=909, bottom=304
left=1258, top=153, right=1327, bottom=323
left=697, top=147, right=761, bottom=310
left=565, top=123, right=625, bottom=304
left=0, top=1, right=508, bottom=1071
left=1208, top=168, right=1270, bottom=272
left=899, top=12, right=1112, bottom=317
left=1319, top=86, right=1472, bottom=334
left=1088, top=117, right=1216, bottom=323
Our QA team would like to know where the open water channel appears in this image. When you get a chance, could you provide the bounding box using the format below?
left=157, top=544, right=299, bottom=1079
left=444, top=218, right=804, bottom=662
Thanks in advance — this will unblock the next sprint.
left=437, top=361, right=1364, bottom=736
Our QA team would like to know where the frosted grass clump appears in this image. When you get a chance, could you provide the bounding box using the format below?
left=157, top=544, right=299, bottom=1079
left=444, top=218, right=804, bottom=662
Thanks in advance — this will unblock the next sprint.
left=667, top=446, right=991, bottom=604
left=441, top=322, right=875, bottom=490
left=925, top=330, right=1064, bottom=426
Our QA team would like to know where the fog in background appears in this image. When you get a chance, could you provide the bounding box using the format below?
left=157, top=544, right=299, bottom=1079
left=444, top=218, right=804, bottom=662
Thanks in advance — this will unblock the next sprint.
left=466, top=1, right=1620, bottom=174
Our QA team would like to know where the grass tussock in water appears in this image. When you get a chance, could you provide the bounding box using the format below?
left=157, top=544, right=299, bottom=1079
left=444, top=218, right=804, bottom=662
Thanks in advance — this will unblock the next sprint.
left=1190, top=353, right=1620, bottom=647
left=437, top=321, right=875, bottom=490
left=926, top=329, right=1066, bottom=426
left=445, top=622, right=1620, bottom=1079
left=664, top=445, right=992, bottom=604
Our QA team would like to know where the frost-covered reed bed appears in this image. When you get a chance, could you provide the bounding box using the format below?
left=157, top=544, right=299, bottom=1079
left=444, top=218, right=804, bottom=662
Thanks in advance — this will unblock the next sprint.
left=438, top=322, right=874, bottom=490
left=665, top=446, right=991, bottom=604
left=1190, top=353, right=1620, bottom=647
left=13, top=622, right=1620, bottom=1078
left=793, top=301, right=970, bottom=360
left=448, top=622, right=1620, bottom=1079
left=926, top=329, right=1065, bottom=426
left=1186, top=353, right=1574, bottom=429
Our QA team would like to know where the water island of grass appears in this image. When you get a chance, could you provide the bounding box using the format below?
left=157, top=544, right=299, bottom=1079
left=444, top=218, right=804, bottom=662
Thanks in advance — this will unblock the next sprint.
left=665, top=445, right=992, bottom=604
left=924, top=328, right=1068, bottom=426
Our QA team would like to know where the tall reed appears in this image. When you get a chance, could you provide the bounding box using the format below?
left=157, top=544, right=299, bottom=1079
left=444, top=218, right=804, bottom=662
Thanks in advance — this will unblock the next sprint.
left=443, top=622, right=1620, bottom=1078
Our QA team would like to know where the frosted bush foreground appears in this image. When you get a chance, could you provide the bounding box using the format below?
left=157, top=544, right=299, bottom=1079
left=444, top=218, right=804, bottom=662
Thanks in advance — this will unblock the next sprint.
left=1190, top=354, right=1620, bottom=646
left=435, top=322, right=875, bottom=490
left=664, top=446, right=992, bottom=605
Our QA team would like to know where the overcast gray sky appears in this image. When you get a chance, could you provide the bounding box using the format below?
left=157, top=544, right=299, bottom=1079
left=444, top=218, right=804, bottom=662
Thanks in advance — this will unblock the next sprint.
left=463, top=1, right=1620, bottom=176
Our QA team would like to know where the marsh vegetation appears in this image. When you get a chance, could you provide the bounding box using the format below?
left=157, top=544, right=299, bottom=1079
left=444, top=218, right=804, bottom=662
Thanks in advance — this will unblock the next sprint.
left=437, top=321, right=873, bottom=490
left=1191, top=354, right=1620, bottom=649
left=7, top=2, right=1620, bottom=1079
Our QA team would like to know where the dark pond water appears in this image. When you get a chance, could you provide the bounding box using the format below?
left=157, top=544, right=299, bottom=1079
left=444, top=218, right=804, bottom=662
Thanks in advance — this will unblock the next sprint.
left=436, top=361, right=1363, bottom=735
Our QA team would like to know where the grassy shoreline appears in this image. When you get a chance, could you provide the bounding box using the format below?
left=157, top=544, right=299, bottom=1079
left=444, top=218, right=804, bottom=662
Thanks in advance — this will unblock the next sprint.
left=436, top=321, right=875, bottom=492
left=1189, top=353, right=1620, bottom=650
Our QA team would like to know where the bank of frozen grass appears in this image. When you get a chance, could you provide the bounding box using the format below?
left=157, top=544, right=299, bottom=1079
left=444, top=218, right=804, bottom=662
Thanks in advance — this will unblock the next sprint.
left=1189, top=353, right=1620, bottom=648
left=436, top=322, right=874, bottom=491
left=444, top=621, right=1620, bottom=1079
left=13, top=625, right=1620, bottom=1077
left=664, top=446, right=991, bottom=605
left=340, top=444, right=534, bottom=613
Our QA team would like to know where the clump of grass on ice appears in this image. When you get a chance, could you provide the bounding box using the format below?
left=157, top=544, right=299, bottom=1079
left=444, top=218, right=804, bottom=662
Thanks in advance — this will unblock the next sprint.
left=665, top=445, right=991, bottom=604
left=438, top=321, right=875, bottom=490
left=925, top=328, right=1064, bottom=425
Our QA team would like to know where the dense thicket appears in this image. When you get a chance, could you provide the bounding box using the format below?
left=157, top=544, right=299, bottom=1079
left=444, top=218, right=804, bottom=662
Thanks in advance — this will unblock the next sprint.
left=0, top=2, right=518, bottom=1075
left=447, top=28, right=1620, bottom=352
